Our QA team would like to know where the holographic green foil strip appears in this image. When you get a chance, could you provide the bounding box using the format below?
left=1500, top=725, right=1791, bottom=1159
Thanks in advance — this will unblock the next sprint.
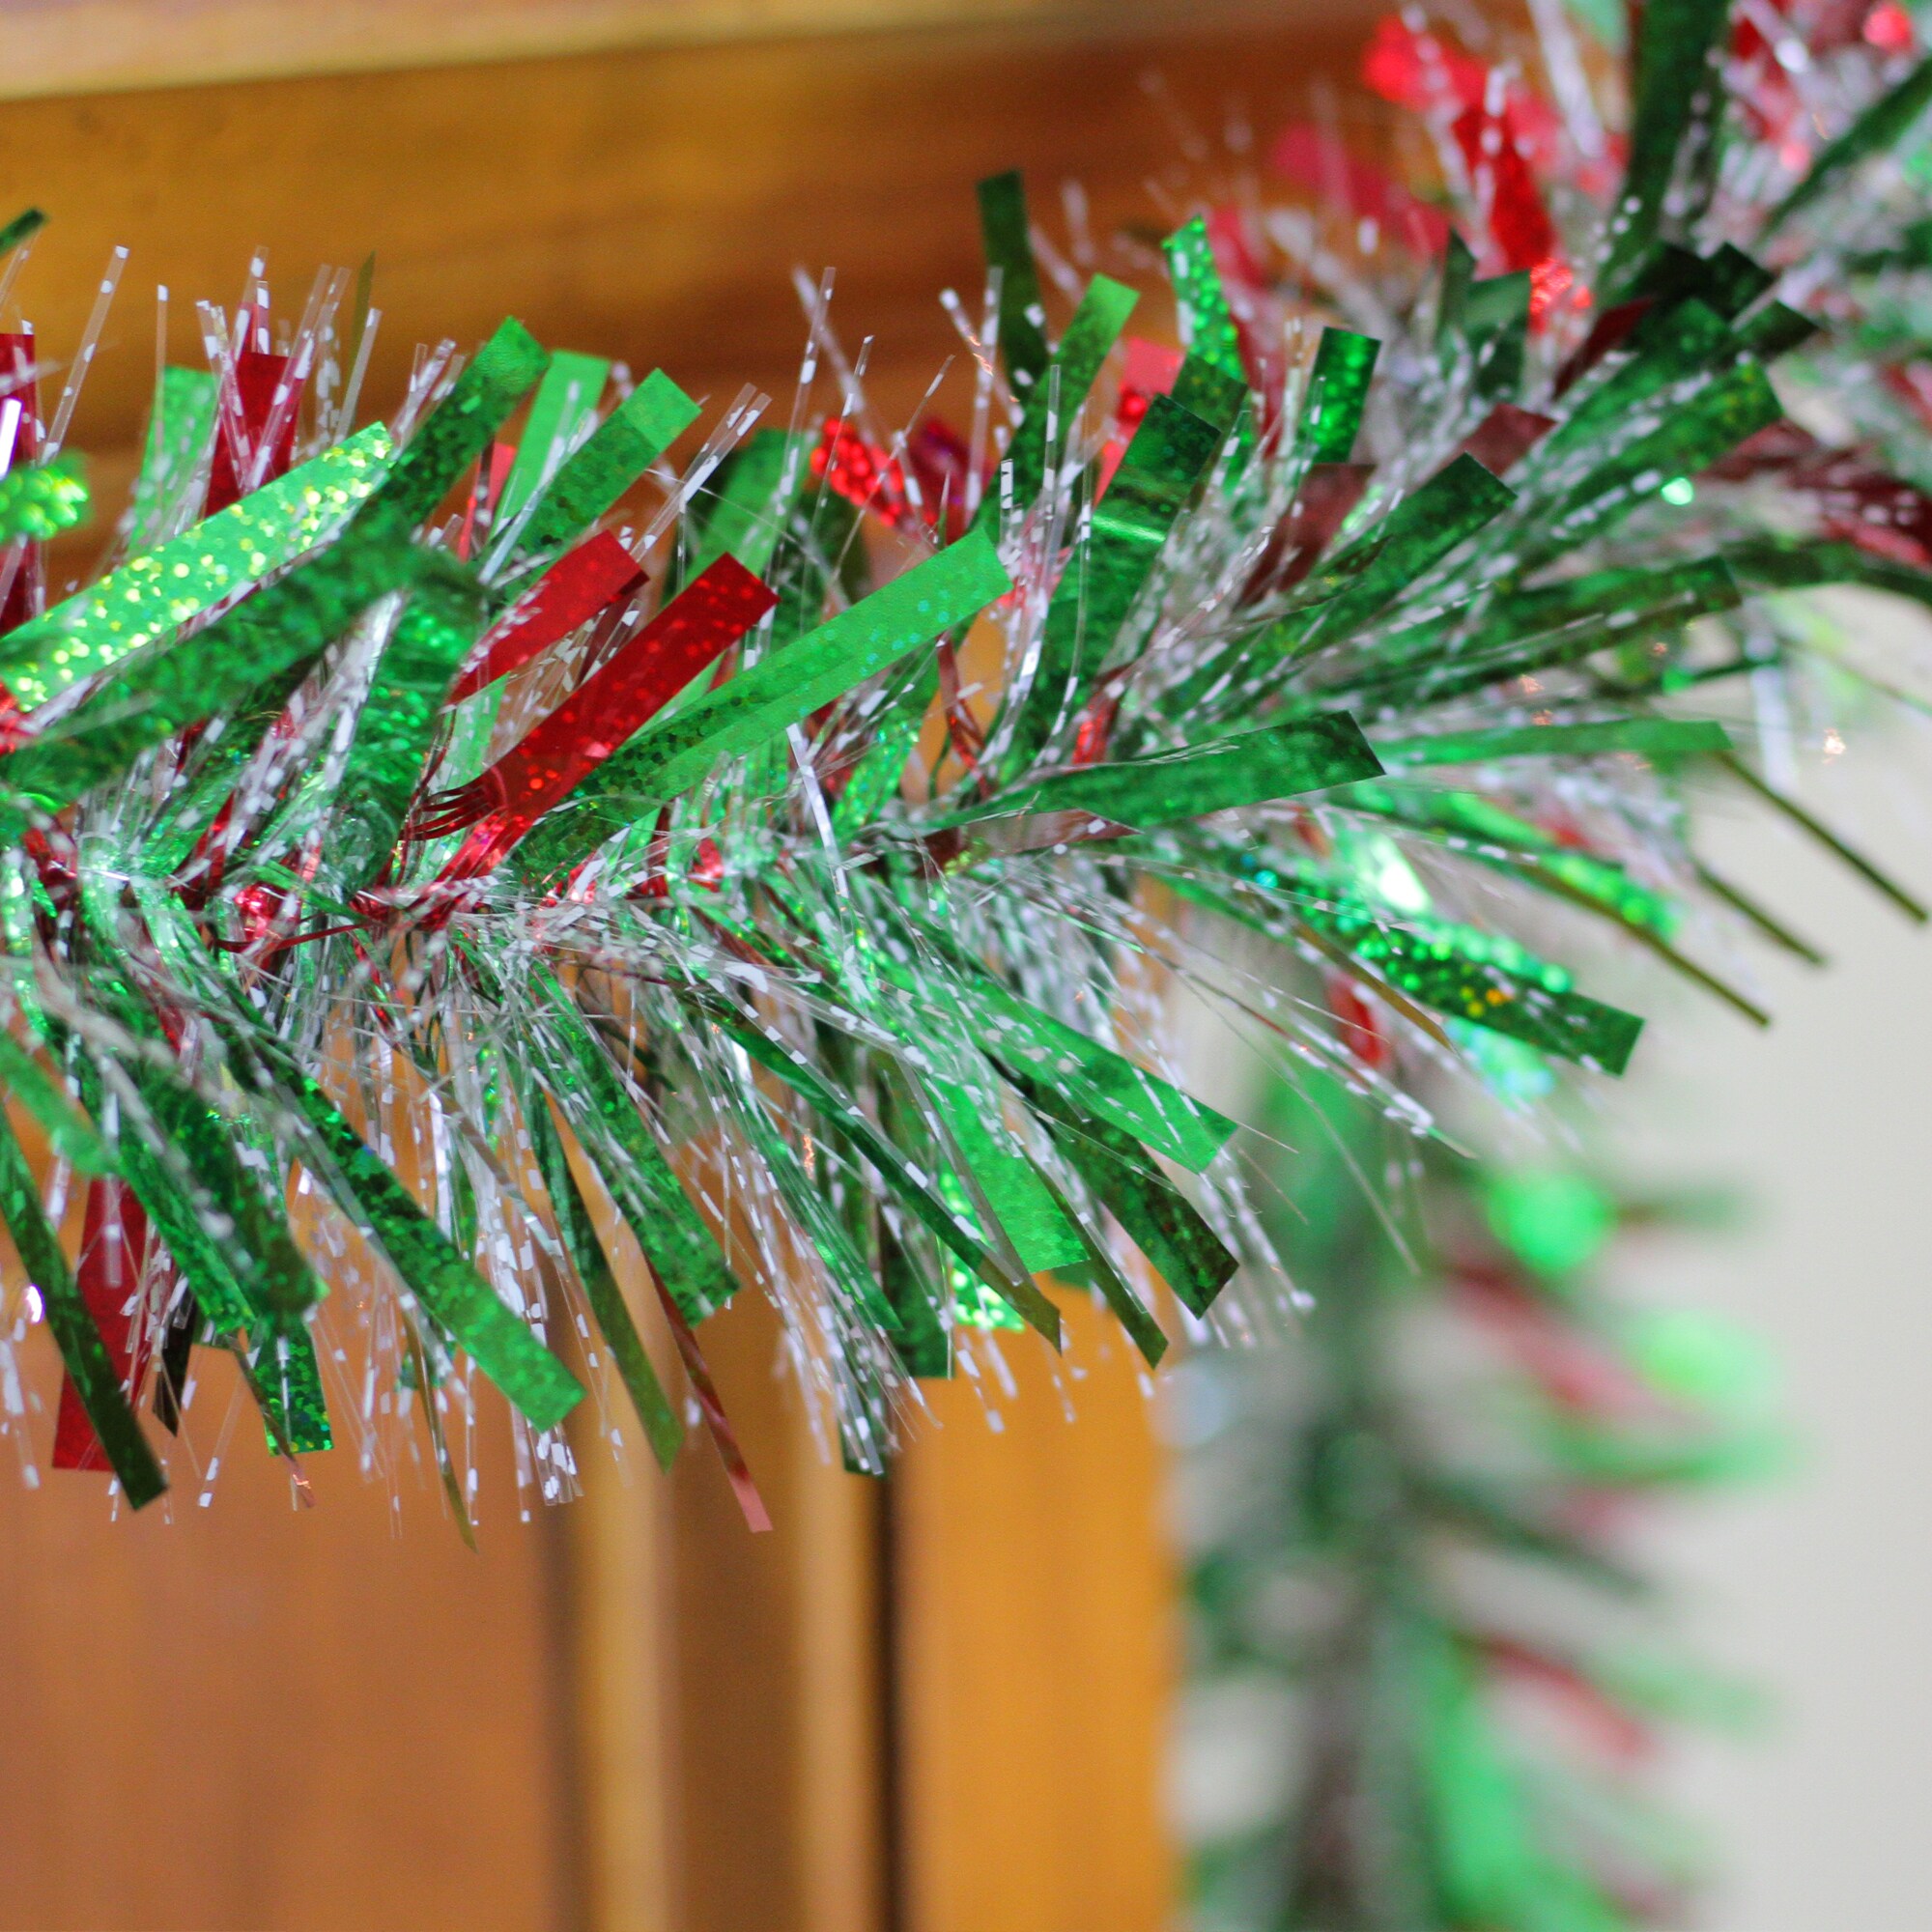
left=1378, top=718, right=1731, bottom=767
left=496, top=350, right=611, bottom=532
left=987, top=273, right=1138, bottom=534
left=353, top=318, right=549, bottom=548
left=270, top=1050, right=582, bottom=1431
left=919, top=1066, right=1085, bottom=1274
left=0, top=1030, right=114, bottom=1177
left=696, top=993, right=1063, bottom=1348
left=835, top=272, right=1137, bottom=835
left=126, top=367, right=218, bottom=553
left=1002, top=1060, right=1236, bottom=1319
left=522, top=969, right=739, bottom=1324
left=977, top=170, right=1051, bottom=399
left=525, top=1085, right=683, bottom=1471
left=1298, top=328, right=1380, bottom=465
left=689, top=428, right=808, bottom=580
left=0, top=1106, right=165, bottom=1507
left=516, top=369, right=700, bottom=560
left=959, top=714, right=1382, bottom=830
left=1604, top=0, right=1732, bottom=292
left=885, top=925, right=1234, bottom=1173
left=1528, top=359, right=1782, bottom=567
left=0, top=423, right=391, bottom=711
left=1000, top=394, right=1221, bottom=777
left=319, top=575, right=485, bottom=894
left=1164, top=217, right=1243, bottom=378
left=0, top=542, right=473, bottom=819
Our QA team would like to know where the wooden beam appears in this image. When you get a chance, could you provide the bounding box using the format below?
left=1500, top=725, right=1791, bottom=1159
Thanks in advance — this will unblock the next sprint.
left=0, top=0, right=1301, bottom=101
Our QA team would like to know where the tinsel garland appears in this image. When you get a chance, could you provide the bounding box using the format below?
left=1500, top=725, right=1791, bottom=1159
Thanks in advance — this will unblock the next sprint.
left=0, top=0, right=1928, bottom=1527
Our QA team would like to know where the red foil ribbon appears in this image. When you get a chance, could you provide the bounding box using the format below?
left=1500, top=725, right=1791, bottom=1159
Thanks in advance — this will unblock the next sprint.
left=0, top=328, right=44, bottom=635
left=447, top=529, right=645, bottom=703
left=205, top=348, right=300, bottom=515
left=431, top=553, right=777, bottom=882
left=52, top=1180, right=156, bottom=1470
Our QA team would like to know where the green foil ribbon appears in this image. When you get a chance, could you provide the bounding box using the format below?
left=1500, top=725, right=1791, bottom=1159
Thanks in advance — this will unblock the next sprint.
left=318, top=574, right=486, bottom=894
left=999, top=394, right=1222, bottom=777
left=524, top=1085, right=683, bottom=1470
left=977, top=170, right=1051, bottom=398
left=127, top=367, right=219, bottom=552
left=1001, top=1059, right=1236, bottom=1320
left=263, top=1043, right=582, bottom=1432
left=0, top=541, right=476, bottom=820
left=496, top=349, right=611, bottom=532
left=1298, top=328, right=1380, bottom=464
left=0, top=1105, right=166, bottom=1506
left=1604, top=0, right=1732, bottom=292
left=1377, top=718, right=1731, bottom=767
left=352, top=317, right=550, bottom=544
left=954, top=714, right=1382, bottom=830
left=514, top=369, right=700, bottom=561
left=0, top=423, right=391, bottom=711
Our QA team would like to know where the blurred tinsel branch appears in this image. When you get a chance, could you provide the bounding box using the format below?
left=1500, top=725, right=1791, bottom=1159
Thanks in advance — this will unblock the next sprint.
left=0, top=0, right=1926, bottom=1530
left=1178, top=1070, right=1777, bottom=1932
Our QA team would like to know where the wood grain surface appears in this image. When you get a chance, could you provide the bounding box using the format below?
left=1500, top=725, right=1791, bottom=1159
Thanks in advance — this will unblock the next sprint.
left=0, top=0, right=1300, bottom=102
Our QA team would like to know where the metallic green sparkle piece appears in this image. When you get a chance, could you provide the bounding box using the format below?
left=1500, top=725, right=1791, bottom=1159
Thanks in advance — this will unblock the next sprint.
left=1378, top=718, right=1731, bottom=768
left=957, top=714, right=1382, bottom=830
left=999, top=394, right=1221, bottom=778
left=271, top=1049, right=582, bottom=1431
left=526, top=531, right=1010, bottom=877
left=0, top=424, right=391, bottom=711
left=977, top=170, right=1050, bottom=398
left=127, top=367, right=218, bottom=552
left=1604, top=0, right=1732, bottom=292
left=319, top=573, right=485, bottom=894
left=0, top=542, right=474, bottom=820
left=525, top=1085, right=683, bottom=1471
left=515, top=370, right=700, bottom=561
left=1298, top=328, right=1380, bottom=465
left=497, top=349, right=611, bottom=531
left=0, top=1107, right=165, bottom=1507
left=1164, top=216, right=1245, bottom=389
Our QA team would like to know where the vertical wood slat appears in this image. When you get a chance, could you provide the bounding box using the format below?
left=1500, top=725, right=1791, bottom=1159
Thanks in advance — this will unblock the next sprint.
left=893, top=1297, right=1179, bottom=1932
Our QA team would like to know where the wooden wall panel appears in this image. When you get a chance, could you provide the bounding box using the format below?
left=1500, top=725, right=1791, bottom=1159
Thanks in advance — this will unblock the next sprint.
left=0, top=1342, right=573, bottom=1932
left=0, top=0, right=1294, bottom=102
left=894, top=1297, right=1179, bottom=1932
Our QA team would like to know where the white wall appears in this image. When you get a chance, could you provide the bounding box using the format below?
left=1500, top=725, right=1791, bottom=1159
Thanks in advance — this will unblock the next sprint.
left=1608, top=721, right=1932, bottom=1932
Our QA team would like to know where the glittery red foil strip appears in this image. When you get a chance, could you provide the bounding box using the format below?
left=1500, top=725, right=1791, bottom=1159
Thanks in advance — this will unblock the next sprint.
left=1451, top=102, right=1571, bottom=324
left=0, top=329, right=45, bottom=634
left=433, top=553, right=776, bottom=881
left=52, top=1180, right=156, bottom=1471
left=205, top=349, right=299, bottom=515
left=446, top=529, right=644, bottom=703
